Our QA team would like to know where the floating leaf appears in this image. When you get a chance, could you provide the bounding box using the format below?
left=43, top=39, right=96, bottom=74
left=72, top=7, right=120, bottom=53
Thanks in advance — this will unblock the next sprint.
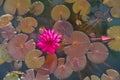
left=0, top=45, right=6, bottom=64
left=22, top=69, right=50, bottom=80
left=54, top=63, right=73, bottom=79
left=103, top=0, right=120, bottom=18
left=30, top=1, right=44, bottom=16
left=103, top=0, right=114, bottom=7
left=22, top=69, right=35, bottom=80
left=65, top=0, right=77, bottom=3
left=0, top=44, right=12, bottom=64
left=106, top=69, right=119, bottom=78
left=1, top=22, right=16, bottom=39
left=0, top=14, right=13, bottom=29
left=4, top=0, right=31, bottom=15
left=53, top=20, right=73, bottom=37
left=101, top=69, right=120, bottom=80
left=66, top=55, right=86, bottom=71
left=51, top=5, right=70, bottom=21
left=110, top=7, right=120, bottom=18
left=63, top=31, right=90, bottom=57
left=16, top=17, right=38, bottom=33
left=91, top=75, right=100, bottom=80
left=101, top=74, right=110, bottom=80
left=8, top=33, right=35, bottom=60
left=45, top=53, right=57, bottom=73
left=84, top=75, right=100, bottom=80
left=36, top=71, right=50, bottom=80
left=4, top=72, right=20, bottom=80
left=84, top=76, right=90, bottom=80
left=87, top=42, right=108, bottom=63
left=107, top=26, right=120, bottom=51
left=25, top=49, right=45, bottom=69
left=72, top=0, right=91, bottom=15
left=103, top=0, right=120, bottom=7
left=37, top=65, right=50, bottom=75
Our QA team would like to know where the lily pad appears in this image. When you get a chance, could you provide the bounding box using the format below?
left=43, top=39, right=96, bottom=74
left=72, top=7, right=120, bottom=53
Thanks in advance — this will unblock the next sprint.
left=25, top=49, right=45, bottom=69
left=66, top=55, right=86, bottom=71
left=110, top=7, right=120, bottom=18
left=8, top=33, right=35, bottom=60
left=87, top=42, right=108, bottom=63
left=84, top=75, right=100, bottom=80
left=107, top=26, right=120, bottom=51
left=30, top=1, right=44, bottom=16
left=0, top=44, right=12, bottom=64
left=16, top=17, right=38, bottom=33
left=51, top=5, right=70, bottom=21
left=101, top=69, right=120, bottom=80
left=53, top=20, right=73, bottom=37
left=63, top=31, right=90, bottom=57
left=72, top=0, right=91, bottom=15
left=4, top=0, right=31, bottom=15
left=54, top=63, right=73, bottom=79
left=0, top=14, right=13, bottom=29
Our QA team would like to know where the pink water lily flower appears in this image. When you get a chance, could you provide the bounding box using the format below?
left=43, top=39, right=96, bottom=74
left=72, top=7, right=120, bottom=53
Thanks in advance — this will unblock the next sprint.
left=36, top=28, right=62, bottom=54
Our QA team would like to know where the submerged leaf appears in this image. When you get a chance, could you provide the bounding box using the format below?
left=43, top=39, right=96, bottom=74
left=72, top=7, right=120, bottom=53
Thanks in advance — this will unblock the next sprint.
left=51, top=5, right=70, bottom=21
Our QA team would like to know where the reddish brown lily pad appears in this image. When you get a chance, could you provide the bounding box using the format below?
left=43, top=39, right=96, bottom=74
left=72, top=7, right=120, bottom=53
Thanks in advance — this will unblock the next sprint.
left=87, top=42, right=109, bottom=63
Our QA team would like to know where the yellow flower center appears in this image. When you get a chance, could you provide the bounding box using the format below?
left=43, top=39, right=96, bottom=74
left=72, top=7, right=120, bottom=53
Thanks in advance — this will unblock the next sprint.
left=16, top=2, right=20, bottom=8
left=109, top=77, right=113, bottom=80
left=19, top=44, right=24, bottom=49
left=73, top=41, right=79, bottom=46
